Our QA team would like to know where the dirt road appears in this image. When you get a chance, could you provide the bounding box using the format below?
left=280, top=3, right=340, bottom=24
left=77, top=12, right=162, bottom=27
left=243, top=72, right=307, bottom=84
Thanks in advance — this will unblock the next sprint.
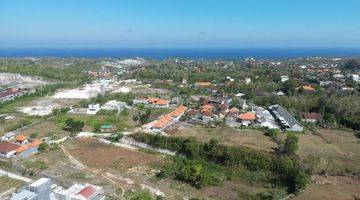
left=59, top=145, right=125, bottom=198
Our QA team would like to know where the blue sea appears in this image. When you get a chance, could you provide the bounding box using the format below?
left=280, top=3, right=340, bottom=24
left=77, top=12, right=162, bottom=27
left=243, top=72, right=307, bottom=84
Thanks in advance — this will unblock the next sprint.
left=0, top=47, right=360, bottom=60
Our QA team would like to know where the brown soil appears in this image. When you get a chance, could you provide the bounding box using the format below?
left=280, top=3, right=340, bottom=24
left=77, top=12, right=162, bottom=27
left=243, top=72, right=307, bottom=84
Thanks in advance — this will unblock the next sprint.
left=66, top=139, right=163, bottom=171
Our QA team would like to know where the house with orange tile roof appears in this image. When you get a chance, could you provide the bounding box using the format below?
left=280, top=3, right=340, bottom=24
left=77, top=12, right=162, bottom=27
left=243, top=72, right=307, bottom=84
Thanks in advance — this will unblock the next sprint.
left=225, top=107, right=240, bottom=127
left=28, top=139, right=43, bottom=148
left=151, top=105, right=187, bottom=133
left=15, top=134, right=28, bottom=144
left=297, top=85, right=316, bottom=93
left=0, top=141, right=21, bottom=158
left=147, top=98, right=169, bottom=108
left=13, top=138, right=43, bottom=158
left=194, top=82, right=212, bottom=87
left=238, top=112, right=256, bottom=127
left=201, top=104, right=213, bottom=111
left=15, top=145, right=30, bottom=155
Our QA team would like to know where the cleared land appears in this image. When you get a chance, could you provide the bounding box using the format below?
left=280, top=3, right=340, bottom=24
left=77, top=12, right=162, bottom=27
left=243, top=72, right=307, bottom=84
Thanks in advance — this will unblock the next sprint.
left=173, top=124, right=277, bottom=152
left=65, top=138, right=163, bottom=171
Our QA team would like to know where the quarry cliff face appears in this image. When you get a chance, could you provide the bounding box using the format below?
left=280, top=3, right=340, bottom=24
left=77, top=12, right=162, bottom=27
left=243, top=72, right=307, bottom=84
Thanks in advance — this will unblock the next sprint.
left=0, top=73, right=43, bottom=86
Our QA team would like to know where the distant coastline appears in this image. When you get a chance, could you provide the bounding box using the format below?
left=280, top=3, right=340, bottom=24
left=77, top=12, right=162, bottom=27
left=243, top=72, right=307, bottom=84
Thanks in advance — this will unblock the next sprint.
left=1, top=47, right=360, bottom=60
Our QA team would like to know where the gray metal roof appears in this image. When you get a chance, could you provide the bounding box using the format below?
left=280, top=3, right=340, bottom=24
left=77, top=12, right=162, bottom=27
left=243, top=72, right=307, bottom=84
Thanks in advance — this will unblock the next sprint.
left=11, top=190, right=38, bottom=200
left=269, top=105, right=302, bottom=128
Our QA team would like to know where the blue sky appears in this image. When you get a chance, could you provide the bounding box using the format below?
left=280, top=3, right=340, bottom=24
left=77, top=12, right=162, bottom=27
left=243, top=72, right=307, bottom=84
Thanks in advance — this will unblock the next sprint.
left=0, top=0, right=360, bottom=48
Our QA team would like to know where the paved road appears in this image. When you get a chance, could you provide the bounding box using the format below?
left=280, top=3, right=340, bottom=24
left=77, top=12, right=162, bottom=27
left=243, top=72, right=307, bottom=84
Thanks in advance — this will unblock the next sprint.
left=0, top=169, right=32, bottom=183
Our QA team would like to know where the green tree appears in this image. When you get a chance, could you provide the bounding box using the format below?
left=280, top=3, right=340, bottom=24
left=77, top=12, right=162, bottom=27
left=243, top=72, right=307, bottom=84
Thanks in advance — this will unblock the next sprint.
left=283, top=134, right=299, bottom=156
left=126, top=191, right=153, bottom=200
left=38, top=143, right=49, bottom=152
left=344, top=59, right=360, bottom=70
left=283, top=79, right=299, bottom=96
left=65, top=118, right=85, bottom=133
left=181, top=138, right=200, bottom=159
left=178, top=160, right=204, bottom=188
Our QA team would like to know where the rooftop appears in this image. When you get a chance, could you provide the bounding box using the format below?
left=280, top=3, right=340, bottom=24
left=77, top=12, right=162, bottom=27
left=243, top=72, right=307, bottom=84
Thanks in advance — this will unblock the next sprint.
left=15, top=134, right=27, bottom=141
left=29, top=177, right=51, bottom=187
left=0, top=141, right=21, bottom=153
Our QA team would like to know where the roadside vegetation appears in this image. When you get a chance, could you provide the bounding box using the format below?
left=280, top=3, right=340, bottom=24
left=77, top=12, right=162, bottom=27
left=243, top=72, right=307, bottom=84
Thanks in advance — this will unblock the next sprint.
left=131, top=132, right=310, bottom=198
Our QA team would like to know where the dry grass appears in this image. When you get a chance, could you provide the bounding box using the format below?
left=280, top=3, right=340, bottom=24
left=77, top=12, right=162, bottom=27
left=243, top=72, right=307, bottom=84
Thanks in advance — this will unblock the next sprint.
left=295, top=129, right=360, bottom=173
left=294, top=176, right=360, bottom=200
left=0, top=176, right=23, bottom=192
left=20, top=121, right=69, bottom=139
left=65, top=139, right=163, bottom=171
left=173, top=125, right=277, bottom=152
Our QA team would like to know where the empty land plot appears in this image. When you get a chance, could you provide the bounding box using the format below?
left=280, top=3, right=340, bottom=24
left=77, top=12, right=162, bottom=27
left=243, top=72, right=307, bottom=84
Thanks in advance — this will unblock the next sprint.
left=21, top=145, right=115, bottom=191
left=295, top=129, right=360, bottom=173
left=20, top=121, right=68, bottom=139
left=173, top=125, right=277, bottom=152
left=65, top=139, right=163, bottom=171
left=0, top=176, right=23, bottom=192
left=294, top=176, right=360, bottom=200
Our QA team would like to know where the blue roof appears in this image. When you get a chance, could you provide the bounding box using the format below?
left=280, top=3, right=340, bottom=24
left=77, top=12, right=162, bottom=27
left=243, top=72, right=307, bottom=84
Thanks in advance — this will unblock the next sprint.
left=100, top=124, right=113, bottom=129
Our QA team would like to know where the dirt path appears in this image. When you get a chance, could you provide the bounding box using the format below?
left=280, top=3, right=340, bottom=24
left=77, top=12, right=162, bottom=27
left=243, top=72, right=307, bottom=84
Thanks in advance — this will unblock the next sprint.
left=59, top=145, right=125, bottom=198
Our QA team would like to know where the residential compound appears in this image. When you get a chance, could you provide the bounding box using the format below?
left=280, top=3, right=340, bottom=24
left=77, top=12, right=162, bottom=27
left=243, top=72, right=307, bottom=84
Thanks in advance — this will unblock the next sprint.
left=0, top=87, right=34, bottom=102
left=0, top=134, right=43, bottom=159
left=151, top=105, right=187, bottom=133
left=10, top=178, right=105, bottom=200
left=133, top=97, right=170, bottom=108
left=269, top=105, right=304, bottom=132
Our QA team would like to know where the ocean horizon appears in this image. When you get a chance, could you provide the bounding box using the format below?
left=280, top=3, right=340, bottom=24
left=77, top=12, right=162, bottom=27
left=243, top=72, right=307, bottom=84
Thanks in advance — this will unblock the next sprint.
left=1, top=47, right=360, bottom=60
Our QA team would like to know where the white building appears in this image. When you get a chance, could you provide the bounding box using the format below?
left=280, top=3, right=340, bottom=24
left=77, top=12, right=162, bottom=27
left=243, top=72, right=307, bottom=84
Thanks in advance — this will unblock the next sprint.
left=255, top=107, right=279, bottom=129
left=86, top=104, right=100, bottom=115
left=53, top=184, right=105, bottom=200
left=11, top=178, right=52, bottom=200
left=280, top=75, right=289, bottom=82
left=349, top=74, right=360, bottom=82
left=10, top=177, right=105, bottom=200
left=1, top=132, right=16, bottom=141
left=101, top=100, right=126, bottom=112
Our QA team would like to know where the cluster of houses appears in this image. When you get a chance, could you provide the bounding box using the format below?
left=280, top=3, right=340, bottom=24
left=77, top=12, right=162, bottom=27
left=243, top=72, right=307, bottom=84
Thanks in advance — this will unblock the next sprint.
left=224, top=106, right=279, bottom=129
left=183, top=94, right=305, bottom=132
left=0, top=133, right=43, bottom=158
left=305, top=66, right=359, bottom=94
left=0, top=87, right=34, bottom=102
left=186, top=96, right=232, bottom=124
left=151, top=105, right=187, bottom=133
left=10, top=177, right=105, bottom=200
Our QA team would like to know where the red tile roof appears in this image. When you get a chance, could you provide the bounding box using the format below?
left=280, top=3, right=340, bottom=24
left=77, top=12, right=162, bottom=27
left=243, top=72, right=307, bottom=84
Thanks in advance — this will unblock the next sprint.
left=202, top=110, right=213, bottom=117
left=0, top=142, right=21, bottom=153
left=201, top=104, right=213, bottom=111
left=15, top=145, right=29, bottom=154
left=238, top=112, right=256, bottom=120
left=147, top=98, right=169, bottom=105
left=152, top=105, right=187, bottom=129
left=15, top=134, right=27, bottom=142
left=169, top=105, right=186, bottom=118
left=77, top=185, right=96, bottom=199
left=186, top=109, right=199, bottom=116
left=28, top=139, right=43, bottom=148
left=194, top=82, right=212, bottom=87
left=300, top=112, right=323, bottom=120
